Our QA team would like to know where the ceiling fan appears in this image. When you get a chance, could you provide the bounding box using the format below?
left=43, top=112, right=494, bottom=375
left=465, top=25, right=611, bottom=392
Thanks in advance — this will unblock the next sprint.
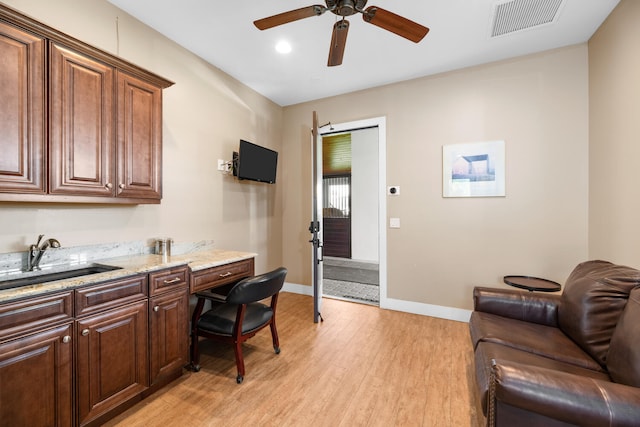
left=254, top=0, right=429, bottom=66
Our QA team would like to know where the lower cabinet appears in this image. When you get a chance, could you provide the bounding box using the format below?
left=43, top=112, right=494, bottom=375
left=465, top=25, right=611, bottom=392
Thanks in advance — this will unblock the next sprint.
left=149, top=289, right=189, bottom=388
left=0, top=323, right=73, bottom=427
left=0, top=264, right=189, bottom=427
left=76, top=300, right=149, bottom=426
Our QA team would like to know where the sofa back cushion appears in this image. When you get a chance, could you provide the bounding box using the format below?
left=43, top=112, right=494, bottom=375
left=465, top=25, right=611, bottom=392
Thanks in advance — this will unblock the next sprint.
left=558, top=260, right=640, bottom=367
left=607, top=286, right=640, bottom=386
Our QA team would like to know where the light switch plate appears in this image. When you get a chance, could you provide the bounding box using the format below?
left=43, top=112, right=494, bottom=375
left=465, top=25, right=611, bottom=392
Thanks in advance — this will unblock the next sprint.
left=390, top=217, right=400, bottom=228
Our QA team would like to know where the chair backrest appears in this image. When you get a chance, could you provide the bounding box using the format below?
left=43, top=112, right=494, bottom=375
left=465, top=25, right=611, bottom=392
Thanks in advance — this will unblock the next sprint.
left=558, top=260, right=640, bottom=367
left=226, top=267, right=288, bottom=305
left=607, top=285, right=640, bottom=387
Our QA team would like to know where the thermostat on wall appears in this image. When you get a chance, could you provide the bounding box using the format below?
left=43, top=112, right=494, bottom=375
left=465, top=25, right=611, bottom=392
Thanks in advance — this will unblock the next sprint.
left=388, top=186, right=400, bottom=196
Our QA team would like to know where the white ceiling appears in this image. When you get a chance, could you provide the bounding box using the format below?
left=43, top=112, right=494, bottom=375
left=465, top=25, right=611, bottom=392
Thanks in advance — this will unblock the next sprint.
left=106, top=0, right=619, bottom=106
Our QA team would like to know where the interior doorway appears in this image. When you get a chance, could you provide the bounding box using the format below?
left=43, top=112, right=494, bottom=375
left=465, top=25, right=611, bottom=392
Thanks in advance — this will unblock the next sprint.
left=318, top=119, right=386, bottom=306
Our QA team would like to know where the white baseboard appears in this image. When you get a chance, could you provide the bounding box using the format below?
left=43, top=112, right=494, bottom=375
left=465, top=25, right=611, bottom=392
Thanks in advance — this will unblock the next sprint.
left=381, top=297, right=471, bottom=323
left=283, top=282, right=314, bottom=296
left=282, top=282, right=472, bottom=323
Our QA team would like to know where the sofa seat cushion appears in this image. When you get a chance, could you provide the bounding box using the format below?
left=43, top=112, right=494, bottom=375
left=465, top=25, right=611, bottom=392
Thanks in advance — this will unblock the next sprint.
left=474, top=341, right=611, bottom=415
left=559, top=260, right=640, bottom=367
left=470, top=311, right=604, bottom=372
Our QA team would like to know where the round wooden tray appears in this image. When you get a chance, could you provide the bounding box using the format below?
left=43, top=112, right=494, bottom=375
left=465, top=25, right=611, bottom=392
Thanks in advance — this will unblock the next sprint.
left=503, top=275, right=561, bottom=292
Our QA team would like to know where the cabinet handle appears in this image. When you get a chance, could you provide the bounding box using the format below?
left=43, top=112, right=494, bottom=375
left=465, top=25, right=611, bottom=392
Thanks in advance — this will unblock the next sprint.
left=154, top=306, right=159, bottom=312
left=62, top=335, right=71, bottom=343
left=163, top=277, right=181, bottom=284
left=81, top=329, right=89, bottom=336
left=105, top=183, right=113, bottom=189
left=219, top=272, right=233, bottom=278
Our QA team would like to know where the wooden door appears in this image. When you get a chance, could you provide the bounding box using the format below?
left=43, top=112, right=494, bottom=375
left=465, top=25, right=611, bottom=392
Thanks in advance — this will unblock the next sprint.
left=76, top=300, right=148, bottom=426
left=149, top=289, right=188, bottom=387
left=311, top=111, right=323, bottom=323
left=49, top=42, right=115, bottom=196
left=0, top=324, right=73, bottom=427
left=117, top=72, right=162, bottom=200
left=0, top=21, right=46, bottom=194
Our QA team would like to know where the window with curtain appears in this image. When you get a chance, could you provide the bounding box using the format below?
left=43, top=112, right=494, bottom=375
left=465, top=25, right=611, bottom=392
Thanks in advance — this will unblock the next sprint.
left=323, top=176, right=350, bottom=218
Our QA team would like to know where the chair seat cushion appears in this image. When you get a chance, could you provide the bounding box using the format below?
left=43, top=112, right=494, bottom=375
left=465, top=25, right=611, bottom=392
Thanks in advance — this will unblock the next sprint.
left=474, top=341, right=611, bottom=415
left=470, top=311, right=604, bottom=372
left=198, top=302, right=273, bottom=336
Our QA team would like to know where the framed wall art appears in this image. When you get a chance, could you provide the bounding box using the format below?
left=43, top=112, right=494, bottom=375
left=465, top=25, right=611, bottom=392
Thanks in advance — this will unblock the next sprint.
left=442, top=140, right=505, bottom=197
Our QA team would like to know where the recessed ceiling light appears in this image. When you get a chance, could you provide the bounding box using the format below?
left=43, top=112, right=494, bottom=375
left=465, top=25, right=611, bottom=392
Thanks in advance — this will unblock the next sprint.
left=275, top=40, right=292, bottom=54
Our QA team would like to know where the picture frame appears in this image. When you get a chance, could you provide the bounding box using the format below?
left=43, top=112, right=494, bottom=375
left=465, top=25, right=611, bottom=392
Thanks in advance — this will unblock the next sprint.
left=442, top=140, right=505, bottom=197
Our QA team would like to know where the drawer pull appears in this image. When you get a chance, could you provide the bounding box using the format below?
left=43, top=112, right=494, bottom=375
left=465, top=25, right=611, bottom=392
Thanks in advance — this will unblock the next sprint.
left=62, top=335, right=71, bottom=344
left=81, top=329, right=89, bottom=336
left=219, top=272, right=233, bottom=278
left=153, top=306, right=159, bottom=312
left=163, top=277, right=181, bottom=284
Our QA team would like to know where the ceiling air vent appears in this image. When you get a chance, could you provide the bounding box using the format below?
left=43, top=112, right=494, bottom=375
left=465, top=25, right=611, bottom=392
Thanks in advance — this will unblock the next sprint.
left=491, top=0, right=564, bottom=37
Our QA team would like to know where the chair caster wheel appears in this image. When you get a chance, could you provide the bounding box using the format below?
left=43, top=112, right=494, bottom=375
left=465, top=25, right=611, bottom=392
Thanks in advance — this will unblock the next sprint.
left=236, top=375, right=244, bottom=384
left=274, top=347, right=281, bottom=354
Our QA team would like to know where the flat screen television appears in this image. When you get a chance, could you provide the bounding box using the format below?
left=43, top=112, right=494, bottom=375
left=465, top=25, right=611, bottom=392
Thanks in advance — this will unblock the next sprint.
left=234, top=139, right=278, bottom=184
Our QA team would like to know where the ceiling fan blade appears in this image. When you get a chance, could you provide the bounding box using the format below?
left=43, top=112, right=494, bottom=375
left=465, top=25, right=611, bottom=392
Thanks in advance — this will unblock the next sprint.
left=254, top=5, right=326, bottom=30
left=328, top=20, right=350, bottom=67
left=362, top=6, right=429, bottom=43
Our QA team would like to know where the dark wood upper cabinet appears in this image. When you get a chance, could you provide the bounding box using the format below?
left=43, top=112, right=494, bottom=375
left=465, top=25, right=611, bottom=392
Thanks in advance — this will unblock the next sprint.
left=0, top=3, right=173, bottom=204
left=0, top=20, right=46, bottom=194
left=49, top=42, right=115, bottom=197
left=117, top=72, right=163, bottom=200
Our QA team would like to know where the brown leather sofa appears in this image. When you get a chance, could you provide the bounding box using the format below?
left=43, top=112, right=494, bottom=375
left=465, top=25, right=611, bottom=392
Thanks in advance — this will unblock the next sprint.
left=469, top=260, right=640, bottom=426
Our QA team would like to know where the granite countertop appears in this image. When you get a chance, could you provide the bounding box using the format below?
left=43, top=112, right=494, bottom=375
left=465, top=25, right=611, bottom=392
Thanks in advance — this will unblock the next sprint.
left=0, top=249, right=256, bottom=303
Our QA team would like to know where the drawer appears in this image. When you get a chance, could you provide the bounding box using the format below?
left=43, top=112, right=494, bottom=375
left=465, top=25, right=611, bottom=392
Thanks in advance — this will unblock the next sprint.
left=0, top=291, right=73, bottom=342
left=190, top=258, right=254, bottom=294
left=149, top=265, right=188, bottom=296
left=75, top=274, right=147, bottom=317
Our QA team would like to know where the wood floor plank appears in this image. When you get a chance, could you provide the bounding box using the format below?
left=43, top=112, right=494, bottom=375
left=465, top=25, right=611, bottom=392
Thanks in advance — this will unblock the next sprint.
left=104, top=292, right=480, bottom=427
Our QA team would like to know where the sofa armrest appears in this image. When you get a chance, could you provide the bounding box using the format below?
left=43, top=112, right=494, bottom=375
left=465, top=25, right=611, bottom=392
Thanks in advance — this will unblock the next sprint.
left=473, top=287, right=560, bottom=326
left=489, top=360, right=640, bottom=427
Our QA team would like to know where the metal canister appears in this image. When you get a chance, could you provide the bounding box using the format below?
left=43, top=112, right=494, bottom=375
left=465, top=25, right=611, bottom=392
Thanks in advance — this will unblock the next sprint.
left=156, top=238, right=172, bottom=256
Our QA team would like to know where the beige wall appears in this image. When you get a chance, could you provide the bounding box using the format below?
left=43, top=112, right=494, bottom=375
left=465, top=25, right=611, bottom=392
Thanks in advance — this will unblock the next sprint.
left=5, top=0, right=632, bottom=313
left=0, top=0, right=284, bottom=273
left=589, top=0, right=640, bottom=267
left=282, top=45, right=590, bottom=310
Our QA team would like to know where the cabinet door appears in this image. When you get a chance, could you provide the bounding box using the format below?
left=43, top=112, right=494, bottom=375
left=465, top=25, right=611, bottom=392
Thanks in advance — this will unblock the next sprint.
left=117, top=72, right=162, bottom=200
left=149, top=289, right=188, bottom=386
left=76, top=300, right=148, bottom=426
left=49, top=42, right=115, bottom=196
left=0, top=21, right=46, bottom=194
left=0, top=324, right=73, bottom=427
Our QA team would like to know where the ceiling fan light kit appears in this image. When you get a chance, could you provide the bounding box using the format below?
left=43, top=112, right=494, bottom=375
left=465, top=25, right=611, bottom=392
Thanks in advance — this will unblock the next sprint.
left=254, top=0, right=429, bottom=66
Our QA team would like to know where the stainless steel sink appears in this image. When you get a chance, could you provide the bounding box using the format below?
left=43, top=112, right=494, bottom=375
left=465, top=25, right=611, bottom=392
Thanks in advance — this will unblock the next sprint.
left=0, top=264, right=122, bottom=291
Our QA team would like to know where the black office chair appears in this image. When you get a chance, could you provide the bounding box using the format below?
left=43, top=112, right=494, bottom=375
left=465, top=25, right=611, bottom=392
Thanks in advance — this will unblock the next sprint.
left=189, top=267, right=287, bottom=383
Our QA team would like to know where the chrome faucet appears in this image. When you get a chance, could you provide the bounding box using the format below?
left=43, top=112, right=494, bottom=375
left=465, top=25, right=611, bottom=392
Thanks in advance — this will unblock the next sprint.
left=26, top=234, right=61, bottom=271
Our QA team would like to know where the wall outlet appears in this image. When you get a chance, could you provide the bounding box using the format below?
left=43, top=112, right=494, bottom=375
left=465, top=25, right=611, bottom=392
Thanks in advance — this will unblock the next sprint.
left=217, top=159, right=226, bottom=171
left=390, top=217, right=401, bottom=228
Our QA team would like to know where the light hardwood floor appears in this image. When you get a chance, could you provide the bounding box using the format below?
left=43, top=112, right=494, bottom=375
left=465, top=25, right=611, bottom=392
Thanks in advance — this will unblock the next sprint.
left=105, top=292, right=481, bottom=427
